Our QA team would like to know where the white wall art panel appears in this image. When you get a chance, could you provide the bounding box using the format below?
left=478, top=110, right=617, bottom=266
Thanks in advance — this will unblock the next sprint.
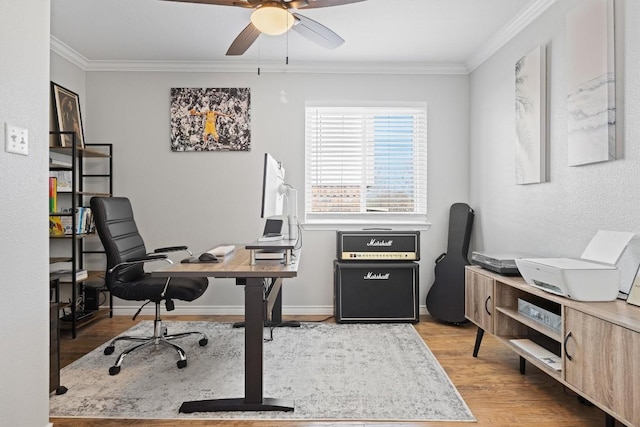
left=566, top=0, right=616, bottom=166
left=515, top=45, right=547, bottom=184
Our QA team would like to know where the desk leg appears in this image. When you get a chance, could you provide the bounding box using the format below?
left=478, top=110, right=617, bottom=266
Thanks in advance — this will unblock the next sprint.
left=233, top=278, right=300, bottom=329
left=245, top=277, right=265, bottom=403
left=180, top=277, right=294, bottom=413
left=269, top=287, right=300, bottom=328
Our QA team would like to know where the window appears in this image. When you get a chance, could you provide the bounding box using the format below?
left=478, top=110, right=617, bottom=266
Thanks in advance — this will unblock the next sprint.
left=305, top=103, right=427, bottom=225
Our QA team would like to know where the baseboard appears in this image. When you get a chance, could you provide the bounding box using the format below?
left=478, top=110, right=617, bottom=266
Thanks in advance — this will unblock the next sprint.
left=104, top=305, right=430, bottom=316
left=108, top=305, right=334, bottom=316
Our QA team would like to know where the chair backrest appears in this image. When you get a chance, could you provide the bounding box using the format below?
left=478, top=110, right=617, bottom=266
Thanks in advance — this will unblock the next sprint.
left=90, top=197, right=147, bottom=285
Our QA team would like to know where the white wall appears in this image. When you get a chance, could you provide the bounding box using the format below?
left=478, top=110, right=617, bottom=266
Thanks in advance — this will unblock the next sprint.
left=57, top=68, right=469, bottom=314
left=469, top=0, right=640, bottom=287
left=0, top=1, right=51, bottom=426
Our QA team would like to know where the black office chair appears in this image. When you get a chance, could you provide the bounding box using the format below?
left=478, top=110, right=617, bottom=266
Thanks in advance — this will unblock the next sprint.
left=90, top=196, right=209, bottom=375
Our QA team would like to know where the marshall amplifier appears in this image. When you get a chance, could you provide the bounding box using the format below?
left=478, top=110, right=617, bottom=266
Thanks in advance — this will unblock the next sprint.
left=337, top=230, right=420, bottom=261
left=334, top=261, right=419, bottom=323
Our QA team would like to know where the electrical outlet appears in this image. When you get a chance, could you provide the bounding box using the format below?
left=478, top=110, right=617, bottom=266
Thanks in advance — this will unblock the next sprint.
left=5, top=123, right=29, bottom=156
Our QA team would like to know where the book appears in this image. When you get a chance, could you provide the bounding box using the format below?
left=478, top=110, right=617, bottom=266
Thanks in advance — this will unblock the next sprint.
left=60, top=208, right=73, bottom=234
left=49, top=177, right=57, bottom=212
left=49, top=157, right=72, bottom=168
left=76, top=207, right=85, bottom=234
left=56, top=207, right=94, bottom=235
left=50, top=170, right=72, bottom=192
left=49, top=216, right=64, bottom=236
left=52, top=269, right=88, bottom=282
left=83, top=208, right=94, bottom=234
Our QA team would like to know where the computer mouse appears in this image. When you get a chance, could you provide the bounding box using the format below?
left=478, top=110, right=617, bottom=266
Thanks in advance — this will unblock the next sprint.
left=198, top=252, right=218, bottom=262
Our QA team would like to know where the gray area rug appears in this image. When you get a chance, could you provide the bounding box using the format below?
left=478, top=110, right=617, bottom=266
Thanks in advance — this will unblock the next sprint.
left=50, top=321, right=475, bottom=421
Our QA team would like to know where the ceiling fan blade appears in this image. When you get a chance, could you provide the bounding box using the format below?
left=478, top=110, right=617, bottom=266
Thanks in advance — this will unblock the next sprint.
left=162, top=0, right=254, bottom=8
left=291, top=13, right=344, bottom=49
left=290, top=0, right=366, bottom=9
left=226, top=22, right=262, bottom=55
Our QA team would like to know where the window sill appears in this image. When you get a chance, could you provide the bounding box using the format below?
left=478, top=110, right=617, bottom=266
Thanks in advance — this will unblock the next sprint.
left=302, top=221, right=432, bottom=231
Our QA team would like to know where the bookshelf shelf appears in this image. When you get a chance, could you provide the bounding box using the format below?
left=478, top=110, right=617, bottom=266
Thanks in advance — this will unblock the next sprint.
left=77, top=191, right=111, bottom=197
left=49, top=233, right=97, bottom=239
left=49, top=133, right=113, bottom=339
left=50, top=145, right=111, bottom=158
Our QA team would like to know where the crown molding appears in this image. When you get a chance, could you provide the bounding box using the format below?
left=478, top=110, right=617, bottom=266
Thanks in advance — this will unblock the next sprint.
left=465, top=0, right=558, bottom=72
left=50, top=36, right=89, bottom=70
left=49, top=45, right=469, bottom=75
left=83, top=59, right=469, bottom=75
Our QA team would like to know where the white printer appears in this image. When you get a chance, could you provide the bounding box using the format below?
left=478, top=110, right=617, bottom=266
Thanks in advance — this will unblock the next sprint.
left=515, top=230, right=635, bottom=302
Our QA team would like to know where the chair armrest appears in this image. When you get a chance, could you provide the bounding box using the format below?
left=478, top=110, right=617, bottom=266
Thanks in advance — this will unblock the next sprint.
left=152, top=246, right=193, bottom=257
left=153, top=246, right=188, bottom=253
left=108, top=254, right=171, bottom=274
left=128, top=254, right=168, bottom=263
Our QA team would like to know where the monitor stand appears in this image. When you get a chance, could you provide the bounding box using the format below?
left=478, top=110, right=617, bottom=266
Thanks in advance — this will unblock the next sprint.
left=233, top=279, right=300, bottom=328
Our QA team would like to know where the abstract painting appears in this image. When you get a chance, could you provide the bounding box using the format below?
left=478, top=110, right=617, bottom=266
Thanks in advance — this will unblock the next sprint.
left=515, top=45, right=546, bottom=184
left=170, top=88, right=251, bottom=152
left=566, top=0, right=616, bottom=166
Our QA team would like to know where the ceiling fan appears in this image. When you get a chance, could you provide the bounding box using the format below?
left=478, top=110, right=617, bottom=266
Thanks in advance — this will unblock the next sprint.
left=163, top=0, right=366, bottom=55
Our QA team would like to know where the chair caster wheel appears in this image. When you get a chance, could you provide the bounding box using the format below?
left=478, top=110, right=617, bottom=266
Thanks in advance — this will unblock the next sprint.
left=177, top=360, right=187, bottom=369
left=104, top=345, right=115, bottom=355
left=199, top=338, right=208, bottom=346
left=109, top=366, right=121, bottom=376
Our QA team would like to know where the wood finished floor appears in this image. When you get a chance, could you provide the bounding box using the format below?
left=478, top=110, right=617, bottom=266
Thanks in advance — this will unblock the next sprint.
left=51, top=314, right=614, bottom=427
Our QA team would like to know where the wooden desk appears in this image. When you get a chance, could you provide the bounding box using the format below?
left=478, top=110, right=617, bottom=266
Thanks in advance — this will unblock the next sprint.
left=153, top=246, right=299, bottom=413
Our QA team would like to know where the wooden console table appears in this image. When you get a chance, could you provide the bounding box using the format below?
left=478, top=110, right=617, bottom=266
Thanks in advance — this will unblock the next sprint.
left=465, top=265, right=640, bottom=427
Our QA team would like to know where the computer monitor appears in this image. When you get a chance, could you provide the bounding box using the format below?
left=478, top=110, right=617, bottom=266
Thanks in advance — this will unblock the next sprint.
left=260, top=153, right=299, bottom=242
left=260, top=153, right=286, bottom=219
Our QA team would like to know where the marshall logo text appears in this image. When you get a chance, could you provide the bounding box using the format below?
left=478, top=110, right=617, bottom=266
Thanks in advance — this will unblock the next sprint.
left=363, top=272, right=390, bottom=280
left=366, top=239, right=393, bottom=247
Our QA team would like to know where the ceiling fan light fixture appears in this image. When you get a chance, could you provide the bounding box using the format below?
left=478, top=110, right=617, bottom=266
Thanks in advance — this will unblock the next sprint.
left=251, top=4, right=294, bottom=36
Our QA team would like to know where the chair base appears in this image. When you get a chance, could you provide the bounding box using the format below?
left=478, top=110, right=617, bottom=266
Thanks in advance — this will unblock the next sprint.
left=104, top=303, right=207, bottom=375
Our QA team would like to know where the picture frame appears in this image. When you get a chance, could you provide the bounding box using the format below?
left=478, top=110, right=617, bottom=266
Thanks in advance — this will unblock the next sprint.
left=170, top=87, right=251, bottom=152
left=51, top=82, right=85, bottom=148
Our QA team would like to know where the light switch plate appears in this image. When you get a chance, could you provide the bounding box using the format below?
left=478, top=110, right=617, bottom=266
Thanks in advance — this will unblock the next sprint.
left=5, top=123, right=29, bottom=156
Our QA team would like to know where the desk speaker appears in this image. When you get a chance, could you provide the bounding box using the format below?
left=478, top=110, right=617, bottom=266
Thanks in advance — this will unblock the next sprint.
left=334, top=261, right=419, bottom=323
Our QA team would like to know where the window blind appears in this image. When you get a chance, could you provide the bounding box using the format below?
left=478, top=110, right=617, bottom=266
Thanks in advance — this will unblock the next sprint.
left=305, top=104, right=427, bottom=224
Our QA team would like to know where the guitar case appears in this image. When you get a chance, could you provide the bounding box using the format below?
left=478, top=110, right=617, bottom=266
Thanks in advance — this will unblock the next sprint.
left=426, top=203, right=474, bottom=324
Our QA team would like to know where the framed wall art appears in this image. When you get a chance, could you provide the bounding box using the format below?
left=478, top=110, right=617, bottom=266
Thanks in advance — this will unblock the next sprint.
left=566, top=0, right=616, bottom=166
left=51, top=82, right=85, bottom=148
left=170, top=87, right=251, bottom=152
left=515, top=45, right=547, bottom=184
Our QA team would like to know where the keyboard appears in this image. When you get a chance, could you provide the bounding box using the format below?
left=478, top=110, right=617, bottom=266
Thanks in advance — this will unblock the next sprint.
left=509, top=338, right=562, bottom=371
left=206, top=245, right=236, bottom=257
